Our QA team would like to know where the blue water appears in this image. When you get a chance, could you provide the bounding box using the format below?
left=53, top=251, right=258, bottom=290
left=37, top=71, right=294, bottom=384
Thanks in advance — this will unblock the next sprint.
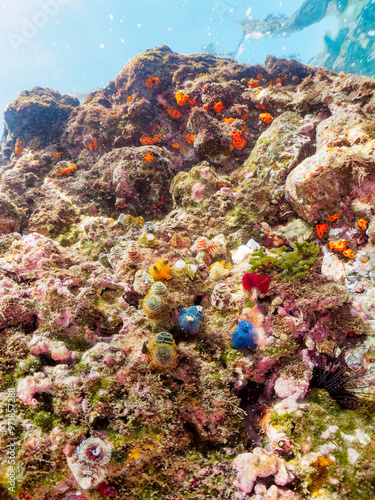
left=0, top=0, right=367, bottom=137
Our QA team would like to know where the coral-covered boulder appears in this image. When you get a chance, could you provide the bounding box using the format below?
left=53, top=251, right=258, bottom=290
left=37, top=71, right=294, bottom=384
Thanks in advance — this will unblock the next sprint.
left=316, top=108, right=373, bottom=149
left=28, top=198, right=80, bottom=237
left=92, top=146, right=174, bottom=216
left=244, top=111, right=315, bottom=185
left=61, top=93, right=123, bottom=156
left=2, top=87, right=79, bottom=152
left=1, top=48, right=375, bottom=500
left=285, top=145, right=375, bottom=223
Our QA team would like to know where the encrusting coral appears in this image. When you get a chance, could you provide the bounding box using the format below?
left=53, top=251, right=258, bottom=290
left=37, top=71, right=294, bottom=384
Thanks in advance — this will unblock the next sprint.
left=1, top=46, right=375, bottom=499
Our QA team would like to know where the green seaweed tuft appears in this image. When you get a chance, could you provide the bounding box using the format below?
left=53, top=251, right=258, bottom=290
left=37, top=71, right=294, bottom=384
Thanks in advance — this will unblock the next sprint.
left=248, top=241, right=319, bottom=280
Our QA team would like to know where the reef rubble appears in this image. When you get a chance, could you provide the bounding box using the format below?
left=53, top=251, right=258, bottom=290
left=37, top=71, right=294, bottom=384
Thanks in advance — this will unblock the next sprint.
left=1, top=46, right=375, bottom=499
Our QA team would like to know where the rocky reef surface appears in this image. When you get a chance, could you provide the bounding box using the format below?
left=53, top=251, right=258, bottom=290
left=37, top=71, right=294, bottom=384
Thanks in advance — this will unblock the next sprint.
left=1, top=46, right=375, bottom=500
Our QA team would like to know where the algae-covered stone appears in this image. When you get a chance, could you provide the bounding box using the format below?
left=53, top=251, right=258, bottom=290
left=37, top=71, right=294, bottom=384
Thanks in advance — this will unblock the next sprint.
left=243, top=111, right=315, bottom=184
left=3, top=87, right=79, bottom=150
left=94, top=146, right=174, bottom=216
left=285, top=145, right=375, bottom=223
left=170, top=161, right=231, bottom=208
left=271, top=218, right=314, bottom=245
left=316, top=110, right=374, bottom=150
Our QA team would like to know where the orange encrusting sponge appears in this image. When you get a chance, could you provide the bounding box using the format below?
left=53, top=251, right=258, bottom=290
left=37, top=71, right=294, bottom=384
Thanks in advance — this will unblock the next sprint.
left=175, top=91, right=190, bottom=106
left=230, top=130, right=246, bottom=149
left=145, top=76, right=160, bottom=88
left=56, top=164, right=77, bottom=176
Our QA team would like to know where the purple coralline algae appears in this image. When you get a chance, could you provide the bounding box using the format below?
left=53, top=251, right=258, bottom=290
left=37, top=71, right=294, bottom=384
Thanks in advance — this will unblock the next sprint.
left=1, top=47, right=375, bottom=499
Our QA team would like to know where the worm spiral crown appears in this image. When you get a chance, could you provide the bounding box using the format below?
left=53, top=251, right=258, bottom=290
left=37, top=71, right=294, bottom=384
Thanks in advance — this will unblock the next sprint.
left=68, top=437, right=111, bottom=490
left=172, top=259, right=188, bottom=276
left=142, top=293, right=166, bottom=317
left=177, top=305, right=204, bottom=336
left=127, top=240, right=140, bottom=264
left=232, top=321, right=257, bottom=350
left=211, top=282, right=228, bottom=310
left=147, top=332, right=177, bottom=368
left=138, top=232, right=158, bottom=247
left=170, top=233, right=190, bottom=248
left=150, top=281, right=170, bottom=299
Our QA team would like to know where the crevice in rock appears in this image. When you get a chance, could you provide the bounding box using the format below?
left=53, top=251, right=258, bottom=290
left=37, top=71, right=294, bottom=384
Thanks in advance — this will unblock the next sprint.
left=238, top=380, right=266, bottom=449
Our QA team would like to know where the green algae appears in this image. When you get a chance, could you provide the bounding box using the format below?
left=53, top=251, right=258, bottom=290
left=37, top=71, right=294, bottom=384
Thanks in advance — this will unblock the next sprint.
left=74, top=361, right=90, bottom=373
left=220, top=349, right=244, bottom=366
left=245, top=299, right=256, bottom=308
left=260, top=337, right=299, bottom=360
left=0, top=462, right=24, bottom=496
left=0, top=235, right=18, bottom=255
left=269, top=386, right=375, bottom=498
left=88, top=378, right=111, bottom=405
left=32, top=411, right=56, bottom=431
left=2, top=373, right=15, bottom=389
left=58, top=336, right=90, bottom=353
left=15, top=357, right=41, bottom=377
left=64, top=423, right=87, bottom=436
left=108, top=427, right=163, bottom=464
left=20, top=464, right=71, bottom=498
left=55, top=226, right=79, bottom=247
left=227, top=206, right=255, bottom=227
left=248, top=241, right=319, bottom=279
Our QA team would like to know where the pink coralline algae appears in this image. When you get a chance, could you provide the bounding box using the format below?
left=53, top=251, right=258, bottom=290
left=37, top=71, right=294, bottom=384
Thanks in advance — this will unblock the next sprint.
left=233, top=448, right=294, bottom=496
left=0, top=278, right=18, bottom=297
left=55, top=307, right=72, bottom=327
left=274, top=375, right=310, bottom=401
left=17, top=373, right=53, bottom=406
left=251, top=484, right=301, bottom=500
left=198, top=166, right=212, bottom=180
left=34, top=277, right=74, bottom=301
left=29, top=335, right=79, bottom=363
left=191, top=181, right=206, bottom=202
left=320, top=250, right=346, bottom=283
left=3, top=232, right=81, bottom=279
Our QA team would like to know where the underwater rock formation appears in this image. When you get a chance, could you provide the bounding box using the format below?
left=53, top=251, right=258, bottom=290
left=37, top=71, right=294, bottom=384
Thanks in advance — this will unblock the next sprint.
left=1, top=46, right=375, bottom=499
left=2, top=87, right=79, bottom=152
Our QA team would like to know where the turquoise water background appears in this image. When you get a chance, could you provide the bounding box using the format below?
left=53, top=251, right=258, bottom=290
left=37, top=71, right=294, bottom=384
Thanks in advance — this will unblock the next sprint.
left=0, top=0, right=350, bottom=137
